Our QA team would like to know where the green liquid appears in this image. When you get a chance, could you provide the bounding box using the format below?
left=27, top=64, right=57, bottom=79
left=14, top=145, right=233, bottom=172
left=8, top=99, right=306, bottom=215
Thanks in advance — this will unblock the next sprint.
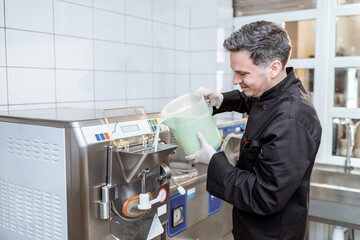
left=153, top=115, right=220, bottom=156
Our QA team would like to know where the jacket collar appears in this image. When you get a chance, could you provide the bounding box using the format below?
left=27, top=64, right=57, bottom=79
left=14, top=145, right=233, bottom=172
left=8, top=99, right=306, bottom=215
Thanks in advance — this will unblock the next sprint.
left=258, top=67, right=297, bottom=101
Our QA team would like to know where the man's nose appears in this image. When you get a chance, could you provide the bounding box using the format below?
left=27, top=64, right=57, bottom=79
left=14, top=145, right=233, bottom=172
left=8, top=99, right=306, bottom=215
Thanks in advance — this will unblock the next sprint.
left=233, top=74, right=242, bottom=85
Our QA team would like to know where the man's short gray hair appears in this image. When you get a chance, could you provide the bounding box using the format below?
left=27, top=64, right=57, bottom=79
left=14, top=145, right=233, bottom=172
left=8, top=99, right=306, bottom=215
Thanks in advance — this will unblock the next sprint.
left=223, top=21, right=292, bottom=69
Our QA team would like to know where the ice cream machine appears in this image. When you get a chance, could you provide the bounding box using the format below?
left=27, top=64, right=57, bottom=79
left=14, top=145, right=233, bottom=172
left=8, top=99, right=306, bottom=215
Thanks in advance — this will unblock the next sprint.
left=0, top=107, right=184, bottom=240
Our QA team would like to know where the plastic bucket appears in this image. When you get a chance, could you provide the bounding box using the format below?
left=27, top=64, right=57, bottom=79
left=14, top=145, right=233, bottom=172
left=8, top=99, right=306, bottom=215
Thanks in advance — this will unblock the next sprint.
left=161, top=92, right=221, bottom=156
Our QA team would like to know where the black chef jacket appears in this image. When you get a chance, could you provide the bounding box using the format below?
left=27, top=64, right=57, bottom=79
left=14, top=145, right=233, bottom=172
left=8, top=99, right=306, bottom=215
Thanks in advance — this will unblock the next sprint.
left=207, top=67, right=322, bottom=240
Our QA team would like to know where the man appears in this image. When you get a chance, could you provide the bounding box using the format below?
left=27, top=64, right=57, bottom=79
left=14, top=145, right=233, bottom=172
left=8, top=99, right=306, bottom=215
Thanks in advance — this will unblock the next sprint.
left=185, top=21, right=322, bottom=240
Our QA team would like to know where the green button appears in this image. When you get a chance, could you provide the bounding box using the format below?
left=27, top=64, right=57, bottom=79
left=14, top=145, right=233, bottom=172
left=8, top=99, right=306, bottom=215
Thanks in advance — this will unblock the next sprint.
left=151, top=119, right=155, bottom=125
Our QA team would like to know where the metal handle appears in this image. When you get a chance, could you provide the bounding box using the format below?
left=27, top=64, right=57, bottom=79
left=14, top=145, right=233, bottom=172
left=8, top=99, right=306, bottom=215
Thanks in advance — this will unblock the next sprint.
left=170, top=176, right=186, bottom=195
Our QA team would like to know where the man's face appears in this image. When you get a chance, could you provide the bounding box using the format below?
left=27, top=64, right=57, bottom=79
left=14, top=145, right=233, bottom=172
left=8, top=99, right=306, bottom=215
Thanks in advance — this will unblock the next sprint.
left=230, top=50, right=273, bottom=98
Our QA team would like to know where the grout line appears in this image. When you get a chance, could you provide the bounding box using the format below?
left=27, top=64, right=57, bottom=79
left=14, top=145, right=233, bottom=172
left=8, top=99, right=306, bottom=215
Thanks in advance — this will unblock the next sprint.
left=4, top=26, right=194, bottom=52
left=91, top=0, right=95, bottom=109
left=3, top=0, right=9, bottom=112
left=124, top=0, right=127, bottom=107
left=151, top=0, right=154, bottom=112
left=52, top=0, right=57, bottom=109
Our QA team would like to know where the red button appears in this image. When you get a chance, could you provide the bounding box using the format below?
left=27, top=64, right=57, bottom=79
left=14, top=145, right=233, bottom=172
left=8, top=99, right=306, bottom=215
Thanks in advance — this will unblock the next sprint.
left=154, top=119, right=158, bottom=125
left=104, top=132, right=110, bottom=139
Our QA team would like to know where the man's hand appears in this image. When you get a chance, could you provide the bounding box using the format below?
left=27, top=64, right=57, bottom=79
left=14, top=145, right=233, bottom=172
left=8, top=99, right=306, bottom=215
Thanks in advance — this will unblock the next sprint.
left=185, top=132, right=216, bottom=165
left=197, top=87, right=224, bottom=109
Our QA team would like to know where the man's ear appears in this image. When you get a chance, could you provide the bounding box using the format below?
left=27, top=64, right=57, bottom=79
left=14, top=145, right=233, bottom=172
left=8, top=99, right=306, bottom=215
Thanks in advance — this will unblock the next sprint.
left=269, top=60, right=282, bottom=79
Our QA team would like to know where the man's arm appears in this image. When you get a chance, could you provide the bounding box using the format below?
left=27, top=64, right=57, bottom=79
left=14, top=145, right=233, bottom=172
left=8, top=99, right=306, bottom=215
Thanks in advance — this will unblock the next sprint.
left=213, top=90, right=256, bottom=115
left=206, top=118, right=317, bottom=215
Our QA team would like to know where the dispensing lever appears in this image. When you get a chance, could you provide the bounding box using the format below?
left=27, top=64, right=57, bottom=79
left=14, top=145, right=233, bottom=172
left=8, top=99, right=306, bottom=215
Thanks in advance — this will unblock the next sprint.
left=159, top=164, right=186, bottom=196
left=170, top=176, right=186, bottom=195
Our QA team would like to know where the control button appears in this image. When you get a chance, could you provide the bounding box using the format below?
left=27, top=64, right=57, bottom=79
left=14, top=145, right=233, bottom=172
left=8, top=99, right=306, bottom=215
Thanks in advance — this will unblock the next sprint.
left=154, top=119, right=158, bottom=125
left=100, top=133, right=105, bottom=140
left=104, top=132, right=110, bottom=139
left=95, top=134, right=101, bottom=141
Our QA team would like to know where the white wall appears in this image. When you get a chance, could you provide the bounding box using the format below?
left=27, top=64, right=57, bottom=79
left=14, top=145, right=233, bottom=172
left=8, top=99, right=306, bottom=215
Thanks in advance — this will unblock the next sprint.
left=0, top=0, right=233, bottom=113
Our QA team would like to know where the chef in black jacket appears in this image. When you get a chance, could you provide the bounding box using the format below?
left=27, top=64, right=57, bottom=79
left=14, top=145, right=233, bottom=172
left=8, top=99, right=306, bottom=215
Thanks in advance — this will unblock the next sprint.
left=185, top=21, right=322, bottom=240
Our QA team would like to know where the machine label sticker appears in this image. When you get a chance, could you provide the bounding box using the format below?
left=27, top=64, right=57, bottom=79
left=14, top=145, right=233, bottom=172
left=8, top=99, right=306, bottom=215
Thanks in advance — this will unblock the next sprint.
left=187, top=188, right=195, bottom=200
left=157, top=204, right=167, bottom=217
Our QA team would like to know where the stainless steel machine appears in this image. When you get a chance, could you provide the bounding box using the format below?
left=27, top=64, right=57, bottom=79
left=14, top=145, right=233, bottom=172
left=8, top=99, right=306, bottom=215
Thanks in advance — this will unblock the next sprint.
left=0, top=107, right=184, bottom=240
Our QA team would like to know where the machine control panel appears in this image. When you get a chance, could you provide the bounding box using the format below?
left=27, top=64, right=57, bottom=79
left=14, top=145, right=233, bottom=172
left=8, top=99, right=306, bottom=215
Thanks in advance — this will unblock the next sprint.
left=81, top=118, right=159, bottom=144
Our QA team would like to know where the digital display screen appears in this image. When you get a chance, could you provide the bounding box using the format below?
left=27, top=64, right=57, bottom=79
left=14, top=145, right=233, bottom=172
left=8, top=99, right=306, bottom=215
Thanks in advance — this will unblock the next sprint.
left=121, top=124, right=140, bottom=133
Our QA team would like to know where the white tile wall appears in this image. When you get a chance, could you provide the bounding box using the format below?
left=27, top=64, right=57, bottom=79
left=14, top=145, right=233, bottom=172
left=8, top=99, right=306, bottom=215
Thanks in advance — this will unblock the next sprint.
left=217, top=7, right=233, bottom=29
left=153, top=0, right=175, bottom=24
left=126, top=45, right=152, bottom=72
left=175, top=75, right=190, bottom=97
left=5, top=0, right=53, bottom=33
left=190, top=74, right=216, bottom=92
left=54, top=1, right=93, bottom=38
left=7, top=68, right=55, bottom=104
left=59, top=0, right=92, bottom=8
left=153, top=73, right=175, bottom=98
left=6, top=29, right=54, bottom=68
left=94, top=9, right=125, bottom=42
left=94, top=40, right=126, bottom=71
left=175, top=2, right=190, bottom=27
left=93, top=0, right=125, bottom=13
left=126, top=0, right=151, bottom=19
left=191, top=1, right=217, bottom=28
left=127, top=98, right=153, bottom=112
left=153, top=48, right=175, bottom=73
left=191, top=51, right=217, bottom=74
left=217, top=50, right=232, bottom=74
left=126, top=16, right=152, bottom=46
left=9, top=103, right=56, bottom=111
left=0, top=28, right=5, bottom=66
left=95, top=100, right=126, bottom=110
left=175, top=27, right=190, bottom=51
left=152, top=98, right=173, bottom=112
left=55, top=35, right=93, bottom=69
left=57, top=101, right=93, bottom=108
left=0, top=67, right=7, bottom=105
left=126, top=73, right=152, bottom=99
left=191, top=28, right=217, bottom=51
left=0, top=1, right=4, bottom=27
left=0, top=0, right=226, bottom=112
left=94, top=71, right=126, bottom=101
left=176, top=51, right=190, bottom=74
left=55, top=69, right=94, bottom=102
left=153, top=22, right=175, bottom=49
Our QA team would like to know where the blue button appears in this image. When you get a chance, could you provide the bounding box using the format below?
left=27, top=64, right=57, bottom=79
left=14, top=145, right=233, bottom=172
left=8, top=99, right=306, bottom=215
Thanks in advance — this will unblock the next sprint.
left=95, top=134, right=101, bottom=141
left=100, top=133, right=105, bottom=140
left=152, top=126, right=157, bottom=132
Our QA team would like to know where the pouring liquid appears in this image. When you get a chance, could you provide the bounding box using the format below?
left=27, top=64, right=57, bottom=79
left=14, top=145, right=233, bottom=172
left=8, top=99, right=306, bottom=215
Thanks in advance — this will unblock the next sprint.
left=152, top=118, right=166, bottom=152
left=152, top=115, right=220, bottom=156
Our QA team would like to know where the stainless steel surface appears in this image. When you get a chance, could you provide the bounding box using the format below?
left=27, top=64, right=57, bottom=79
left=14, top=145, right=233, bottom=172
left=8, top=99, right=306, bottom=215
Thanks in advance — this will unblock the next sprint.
left=169, top=201, right=233, bottom=240
left=309, top=164, right=360, bottom=229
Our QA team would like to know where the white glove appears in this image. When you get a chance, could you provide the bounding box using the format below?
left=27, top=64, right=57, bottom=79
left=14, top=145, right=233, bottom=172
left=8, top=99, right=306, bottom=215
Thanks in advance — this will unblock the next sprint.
left=185, top=132, right=216, bottom=165
left=197, top=87, right=224, bottom=109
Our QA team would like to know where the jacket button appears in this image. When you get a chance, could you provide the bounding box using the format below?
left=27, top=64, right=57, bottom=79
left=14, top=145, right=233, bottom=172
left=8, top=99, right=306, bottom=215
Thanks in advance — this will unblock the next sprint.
left=263, top=104, right=268, bottom=110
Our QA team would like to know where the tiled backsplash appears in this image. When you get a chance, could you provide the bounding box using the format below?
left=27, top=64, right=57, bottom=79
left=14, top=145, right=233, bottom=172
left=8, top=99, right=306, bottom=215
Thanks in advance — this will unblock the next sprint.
left=0, top=0, right=233, bottom=113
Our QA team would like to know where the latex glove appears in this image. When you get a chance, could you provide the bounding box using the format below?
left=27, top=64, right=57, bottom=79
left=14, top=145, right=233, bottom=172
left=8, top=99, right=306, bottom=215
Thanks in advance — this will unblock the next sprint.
left=185, top=132, right=216, bottom=165
left=197, top=87, right=224, bottom=109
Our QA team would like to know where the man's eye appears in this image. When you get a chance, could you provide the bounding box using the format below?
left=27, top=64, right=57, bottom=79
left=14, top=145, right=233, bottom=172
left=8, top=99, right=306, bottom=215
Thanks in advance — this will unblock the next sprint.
left=239, top=72, right=247, bottom=76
